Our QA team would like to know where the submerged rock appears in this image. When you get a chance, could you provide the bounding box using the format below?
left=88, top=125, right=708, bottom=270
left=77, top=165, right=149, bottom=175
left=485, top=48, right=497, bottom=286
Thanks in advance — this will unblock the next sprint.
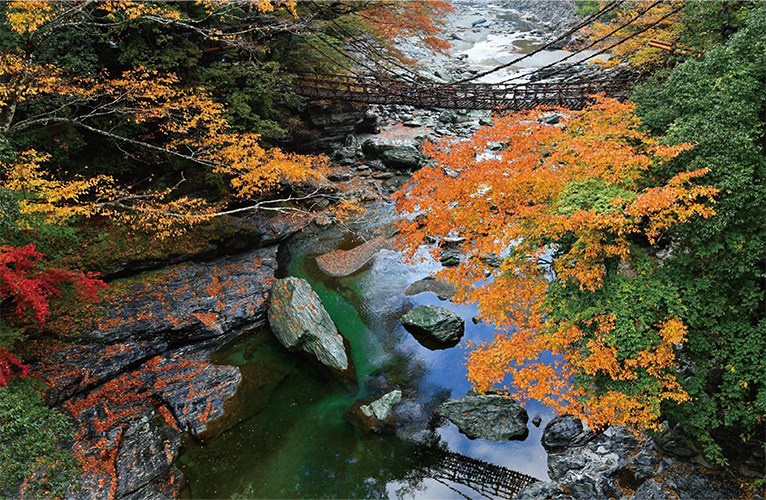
left=404, top=276, right=457, bottom=301
left=346, top=389, right=403, bottom=433
left=268, top=277, right=349, bottom=372
left=363, top=389, right=403, bottom=421
left=401, top=305, right=464, bottom=349
left=436, top=394, right=529, bottom=441
left=316, top=235, right=393, bottom=277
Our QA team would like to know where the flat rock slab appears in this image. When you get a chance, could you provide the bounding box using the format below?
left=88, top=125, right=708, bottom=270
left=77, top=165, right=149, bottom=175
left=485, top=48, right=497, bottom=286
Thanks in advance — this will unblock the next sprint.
left=86, top=246, right=278, bottom=344
left=436, top=394, right=529, bottom=441
left=316, top=235, right=395, bottom=277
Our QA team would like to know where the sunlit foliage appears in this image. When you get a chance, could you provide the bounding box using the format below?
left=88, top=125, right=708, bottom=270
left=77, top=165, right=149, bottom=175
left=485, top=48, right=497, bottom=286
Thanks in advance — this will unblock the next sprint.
left=581, top=0, right=685, bottom=70
left=396, top=98, right=718, bottom=431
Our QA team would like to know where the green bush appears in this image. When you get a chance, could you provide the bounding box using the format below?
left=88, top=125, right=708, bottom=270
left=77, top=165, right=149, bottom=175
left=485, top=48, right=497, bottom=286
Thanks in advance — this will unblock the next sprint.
left=0, top=378, right=78, bottom=498
left=575, top=0, right=600, bottom=17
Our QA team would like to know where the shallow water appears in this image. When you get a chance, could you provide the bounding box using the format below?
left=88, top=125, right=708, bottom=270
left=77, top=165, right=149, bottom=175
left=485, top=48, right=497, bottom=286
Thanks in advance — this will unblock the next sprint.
left=177, top=213, right=554, bottom=499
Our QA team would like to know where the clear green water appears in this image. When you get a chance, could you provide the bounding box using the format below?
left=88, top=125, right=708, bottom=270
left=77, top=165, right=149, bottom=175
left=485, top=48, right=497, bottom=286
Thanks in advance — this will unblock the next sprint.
left=177, top=216, right=553, bottom=499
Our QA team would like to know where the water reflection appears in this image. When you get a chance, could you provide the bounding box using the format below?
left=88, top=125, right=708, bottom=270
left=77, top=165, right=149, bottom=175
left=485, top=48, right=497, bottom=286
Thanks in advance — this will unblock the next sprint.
left=177, top=219, right=552, bottom=499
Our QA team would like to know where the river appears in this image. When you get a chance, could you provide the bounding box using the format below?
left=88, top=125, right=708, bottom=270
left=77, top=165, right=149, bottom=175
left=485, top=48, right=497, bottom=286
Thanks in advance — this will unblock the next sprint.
left=176, top=205, right=555, bottom=499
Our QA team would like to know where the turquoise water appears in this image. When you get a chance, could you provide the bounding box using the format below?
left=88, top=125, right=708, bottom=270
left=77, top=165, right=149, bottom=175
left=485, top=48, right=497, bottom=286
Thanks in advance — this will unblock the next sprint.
left=177, top=216, right=554, bottom=499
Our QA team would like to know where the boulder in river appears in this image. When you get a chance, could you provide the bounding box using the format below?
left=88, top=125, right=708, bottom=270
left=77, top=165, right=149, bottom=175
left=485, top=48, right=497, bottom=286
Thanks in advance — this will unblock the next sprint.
left=382, top=175, right=410, bottom=193
left=362, top=140, right=426, bottom=170
left=268, top=277, right=350, bottom=373
left=439, top=249, right=461, bottom=267
left=401, top=305, right=464, bottom=349
left=435, top=394, right=529, bottom=441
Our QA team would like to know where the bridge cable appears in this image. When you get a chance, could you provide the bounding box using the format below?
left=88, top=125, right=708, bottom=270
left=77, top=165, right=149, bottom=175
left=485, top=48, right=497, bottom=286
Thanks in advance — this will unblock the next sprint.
left=503, top=1, right=684, bottom=85
left=288, top=28, right=364, bottom=76
left=499, top=0, right=664, bottom=84
left=305, top=1, right=430, bottom=84
left=291, top=19, right=423, bottom=83
left=444, top=0, right=626, bottom=86
left=287, top=10, right=417, bottom=80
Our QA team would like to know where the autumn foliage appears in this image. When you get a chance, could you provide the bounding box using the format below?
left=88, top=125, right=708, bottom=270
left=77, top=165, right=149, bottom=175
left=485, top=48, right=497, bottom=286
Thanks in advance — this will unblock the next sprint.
left=395, top=98, right=718, bottom=430
left=0, top=348, right=28, bottom=386
left=0, top=1, right=337, bottom=240
left=580, top=1, right=685, bottom=70
left=353, top=1, right=452, bottom=56
left=0, top=244, right=106, bottom=324
left=0, top=244, right=106, bottom=386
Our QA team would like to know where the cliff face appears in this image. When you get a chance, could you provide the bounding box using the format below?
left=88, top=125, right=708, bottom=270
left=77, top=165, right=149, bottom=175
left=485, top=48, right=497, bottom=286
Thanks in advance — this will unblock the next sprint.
left=31, top=220, right=296, bottom=499
left=500, top=0, right=578, bottom=33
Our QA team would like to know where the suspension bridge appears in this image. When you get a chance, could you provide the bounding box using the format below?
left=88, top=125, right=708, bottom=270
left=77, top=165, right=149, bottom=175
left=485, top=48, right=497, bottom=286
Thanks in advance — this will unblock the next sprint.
left=291, top=72, right=633, bottom=111
left=289, top=0, right=685, bottom=112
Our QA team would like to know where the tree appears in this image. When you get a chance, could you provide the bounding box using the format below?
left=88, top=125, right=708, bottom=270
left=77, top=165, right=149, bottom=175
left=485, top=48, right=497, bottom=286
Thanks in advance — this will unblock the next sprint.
left=395, top=97, right=718, bottom=431
left=580, top=0, right=685, bottom=71
left=0, top=2, right=328, bottom=237
left=630, top=2, right=766, bottom=464
left=581, top=1, right=757, bottom=72
left=0, top=1, right=452, bottom=243
left=0, top=244, right=105, bottom=325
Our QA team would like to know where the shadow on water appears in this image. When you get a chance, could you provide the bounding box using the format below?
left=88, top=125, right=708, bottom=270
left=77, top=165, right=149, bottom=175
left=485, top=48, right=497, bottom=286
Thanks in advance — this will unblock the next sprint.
left=177, top=212, right=552, bottom=499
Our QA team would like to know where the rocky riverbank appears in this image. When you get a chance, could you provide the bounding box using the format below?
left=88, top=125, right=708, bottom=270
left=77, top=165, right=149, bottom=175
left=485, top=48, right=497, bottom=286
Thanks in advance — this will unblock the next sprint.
left=27, top=149, right=412, bottom=499
left=33, top=228, right=289, bottom=498
left=517, top=415, right=762, bottom=500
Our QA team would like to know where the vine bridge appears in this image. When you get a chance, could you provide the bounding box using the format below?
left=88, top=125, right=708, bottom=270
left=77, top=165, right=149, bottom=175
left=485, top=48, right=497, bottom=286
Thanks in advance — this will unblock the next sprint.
left=292, top=72, right=633, bottom=111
